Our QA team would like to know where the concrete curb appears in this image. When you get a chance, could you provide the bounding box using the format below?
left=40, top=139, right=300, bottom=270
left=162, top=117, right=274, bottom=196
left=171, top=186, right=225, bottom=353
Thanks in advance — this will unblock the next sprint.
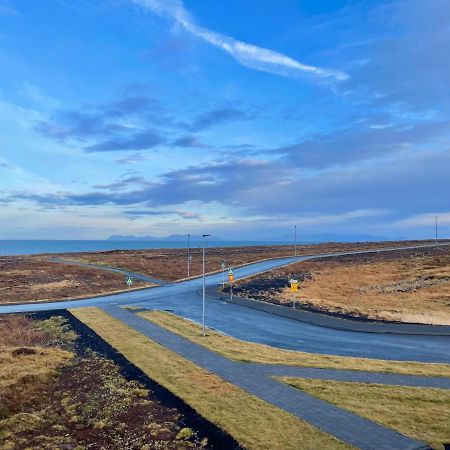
left=209, top=287, right=450, bottom=336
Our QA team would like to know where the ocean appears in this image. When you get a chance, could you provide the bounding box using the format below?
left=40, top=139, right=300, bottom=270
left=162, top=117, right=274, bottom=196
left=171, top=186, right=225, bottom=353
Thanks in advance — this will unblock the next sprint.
left=0, top=240, right=294, bottom=256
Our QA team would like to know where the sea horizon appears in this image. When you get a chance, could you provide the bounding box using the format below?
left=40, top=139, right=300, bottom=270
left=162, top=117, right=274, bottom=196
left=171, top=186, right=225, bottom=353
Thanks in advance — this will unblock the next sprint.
left=0, top=239, right=298, bottom=256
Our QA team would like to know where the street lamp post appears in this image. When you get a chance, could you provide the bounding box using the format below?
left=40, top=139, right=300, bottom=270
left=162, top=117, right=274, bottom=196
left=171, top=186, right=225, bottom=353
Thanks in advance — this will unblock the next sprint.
left=221, top=261, right=226, bottom=289
left=187, top=234, right=191, bottom=278
left=435, top=216, right=438, bottom=244
left=202, top=234, right=210, bottom=337
left=294, top=225, right=297, bottom=257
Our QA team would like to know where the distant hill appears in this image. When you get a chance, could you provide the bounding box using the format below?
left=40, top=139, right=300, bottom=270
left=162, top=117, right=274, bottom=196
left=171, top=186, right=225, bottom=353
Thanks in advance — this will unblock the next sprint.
left=107, top=234, right=226, bottom=242
left=257, top=233, right=399, bottom=243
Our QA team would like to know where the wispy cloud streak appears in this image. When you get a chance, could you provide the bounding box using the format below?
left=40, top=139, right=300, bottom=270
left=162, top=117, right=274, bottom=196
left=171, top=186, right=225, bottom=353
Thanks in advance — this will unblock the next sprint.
left=131, top=0, right=347, bottom=81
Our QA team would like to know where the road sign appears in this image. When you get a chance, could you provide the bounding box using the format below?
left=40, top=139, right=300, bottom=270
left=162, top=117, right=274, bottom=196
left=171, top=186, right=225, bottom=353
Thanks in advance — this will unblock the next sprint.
left=126, top=277, right=133, bottom=286
left=289, top=279, right=298, bottom=292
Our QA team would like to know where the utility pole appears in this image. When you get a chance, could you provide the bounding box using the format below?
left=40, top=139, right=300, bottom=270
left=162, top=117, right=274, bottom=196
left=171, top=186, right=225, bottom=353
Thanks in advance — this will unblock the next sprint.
left=187, top=234, right=191, bottom=278
left=435, top=216, right=438, bottom=244
left=221, top=261, right=226, bottom=289
left=294, top=225, right=297, bottom=257
left=202, top=234, right=210, bottom=337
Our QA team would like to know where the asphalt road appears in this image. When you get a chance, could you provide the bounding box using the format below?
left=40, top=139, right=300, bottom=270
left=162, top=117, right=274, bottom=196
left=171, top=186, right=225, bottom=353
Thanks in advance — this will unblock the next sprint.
left=2, top=245, right=450, bottom=363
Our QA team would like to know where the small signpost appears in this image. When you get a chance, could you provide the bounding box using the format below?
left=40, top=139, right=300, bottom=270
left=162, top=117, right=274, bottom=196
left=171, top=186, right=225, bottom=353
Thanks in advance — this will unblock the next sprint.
left=289, top=279, right=298, bottom=308
left=289, top=279, right=298, bottom=292
left=228, top=268, right=234, bottom=300
left=126, top=276, right=133, bottom=287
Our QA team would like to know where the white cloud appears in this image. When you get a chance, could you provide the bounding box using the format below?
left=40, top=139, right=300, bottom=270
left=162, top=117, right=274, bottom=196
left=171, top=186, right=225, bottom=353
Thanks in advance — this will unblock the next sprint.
left=131, top=0, right=347, bottom=82
left=391, top=212, right=450, bottom=228
left=20, top=81, right=61, bottom=109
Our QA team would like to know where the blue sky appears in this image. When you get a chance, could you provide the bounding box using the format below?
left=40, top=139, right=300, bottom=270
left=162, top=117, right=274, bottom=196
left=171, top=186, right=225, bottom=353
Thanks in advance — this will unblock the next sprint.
left=0, top=0, right=449, bottom=240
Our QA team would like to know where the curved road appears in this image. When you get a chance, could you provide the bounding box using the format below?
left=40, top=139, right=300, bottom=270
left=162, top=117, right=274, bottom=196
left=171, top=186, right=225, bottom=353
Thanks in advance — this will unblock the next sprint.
left=2, top=245, right=450, bottom=363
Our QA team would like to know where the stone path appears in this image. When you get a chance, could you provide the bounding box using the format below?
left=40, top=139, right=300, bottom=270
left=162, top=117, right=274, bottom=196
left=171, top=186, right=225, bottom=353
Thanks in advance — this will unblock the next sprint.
left=99, top=305, right=440, bottom=450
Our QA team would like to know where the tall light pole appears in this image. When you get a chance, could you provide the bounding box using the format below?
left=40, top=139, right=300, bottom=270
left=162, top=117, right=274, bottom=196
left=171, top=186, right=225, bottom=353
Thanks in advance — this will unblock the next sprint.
left=202, top=234, right=211, bottom=336
left=187, top=234, right=191, bottom=278
left=435, top=216, right=438, bottom=244
left=221, top=261, right=226, bottom=289
left=294, top=225, right=297, bottom=257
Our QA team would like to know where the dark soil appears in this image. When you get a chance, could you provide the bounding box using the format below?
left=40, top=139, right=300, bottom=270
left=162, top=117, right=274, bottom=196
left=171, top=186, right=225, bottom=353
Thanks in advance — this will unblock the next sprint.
left=32, top=310, right=241, bottom=450
left=1, top=310, right=240, bottom=450
left=224, top=272, right=311, bottom=301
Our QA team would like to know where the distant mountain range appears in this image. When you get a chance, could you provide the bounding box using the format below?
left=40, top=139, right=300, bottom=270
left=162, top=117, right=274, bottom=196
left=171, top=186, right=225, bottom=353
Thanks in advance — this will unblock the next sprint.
left=264, top=233, right=398, bottom=243
left=107, top=234, right=225, bottom=242
left=107, top=233, right=401, bottom=243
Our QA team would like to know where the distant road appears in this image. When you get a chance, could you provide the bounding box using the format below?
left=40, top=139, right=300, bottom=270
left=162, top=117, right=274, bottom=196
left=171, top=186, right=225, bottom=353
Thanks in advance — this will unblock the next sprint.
left=49, top=257, right=169, bottom=285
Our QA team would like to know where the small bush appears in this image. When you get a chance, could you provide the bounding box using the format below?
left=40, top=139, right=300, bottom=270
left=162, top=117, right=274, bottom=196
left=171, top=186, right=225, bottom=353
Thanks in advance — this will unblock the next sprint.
left=176, top=427, right=194, bottom=440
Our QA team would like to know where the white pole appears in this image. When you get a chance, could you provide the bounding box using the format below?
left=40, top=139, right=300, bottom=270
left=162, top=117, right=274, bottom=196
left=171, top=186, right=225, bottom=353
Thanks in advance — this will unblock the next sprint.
left=294, top=225, right=297, bottom=257
left=202, top=234, right=210, bottom=336
left=435, top=216, right=438, bottom=244
left=187, top=234, right=191, bottom=278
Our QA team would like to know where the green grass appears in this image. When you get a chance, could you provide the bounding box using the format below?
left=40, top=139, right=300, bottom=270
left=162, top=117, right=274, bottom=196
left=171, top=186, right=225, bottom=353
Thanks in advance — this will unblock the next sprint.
left=71, top=307, right=353, bottom=450
left=278, top=377, right=450, bottom=450
left=138, top=310, right=450, bottom=378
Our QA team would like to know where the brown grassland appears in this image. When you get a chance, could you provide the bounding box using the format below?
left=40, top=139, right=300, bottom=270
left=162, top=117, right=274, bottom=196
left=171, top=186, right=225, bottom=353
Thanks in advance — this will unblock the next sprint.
left=0, top=240, right=444, bottom=306
left=279, top=377, right=450, bottom=450
left=233, top=245, right=450, bottom=325
left=0, top=256, right=152, bottom=304
left=71, top=307, right=353, bottom=450
left=0, top=314, right=214, bottom=449
left=140, top=310, right=450, bottom=377
left=58, top=240, right=436, bottom=281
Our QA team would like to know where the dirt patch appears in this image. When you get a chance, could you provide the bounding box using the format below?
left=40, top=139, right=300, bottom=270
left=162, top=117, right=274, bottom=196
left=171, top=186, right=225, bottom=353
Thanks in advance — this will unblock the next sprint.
left=360, top=275, right=450, bottom=294
left=232, top=245, right=450, bottom=325
left=0, top=312, right=239, bottom=449
left=0, top=256, right=151, bottom=304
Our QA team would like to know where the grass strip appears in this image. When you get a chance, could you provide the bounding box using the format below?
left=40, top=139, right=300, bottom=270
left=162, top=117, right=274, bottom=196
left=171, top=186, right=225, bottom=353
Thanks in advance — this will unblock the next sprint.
left=138, top=310, right=450, bottom=378
left=70, top=307, right=352, bottom=450
left=277, top=377, right=450, bottom=450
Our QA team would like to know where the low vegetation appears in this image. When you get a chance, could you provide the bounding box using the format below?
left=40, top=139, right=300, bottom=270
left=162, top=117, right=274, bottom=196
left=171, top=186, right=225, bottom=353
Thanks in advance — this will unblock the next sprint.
left=1, top=241, right=443, bottom=305
left=232, top=245, right=450, bottom=325
left=139, top=310, right=450, bottom=377
left=0, top=256, right=151, bottom=304
left=279, top=377, right=450, bottom=450
left=59, top=240, right=434, bottom=281
left=0, top=314, right=212, bottom=449
left=71, top=307, right=353, bottom=450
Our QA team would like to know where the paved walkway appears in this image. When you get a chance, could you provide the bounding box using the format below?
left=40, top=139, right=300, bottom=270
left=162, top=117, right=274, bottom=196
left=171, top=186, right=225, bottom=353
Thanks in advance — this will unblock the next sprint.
left=99, top=305, right=440, bottom=450
left=50, top=257, right=169, bottom=285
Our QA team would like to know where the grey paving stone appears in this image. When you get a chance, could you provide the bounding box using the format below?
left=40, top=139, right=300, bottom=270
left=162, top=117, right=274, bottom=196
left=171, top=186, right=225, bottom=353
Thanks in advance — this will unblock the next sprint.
left=100, top=305, right=434, bottom=450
